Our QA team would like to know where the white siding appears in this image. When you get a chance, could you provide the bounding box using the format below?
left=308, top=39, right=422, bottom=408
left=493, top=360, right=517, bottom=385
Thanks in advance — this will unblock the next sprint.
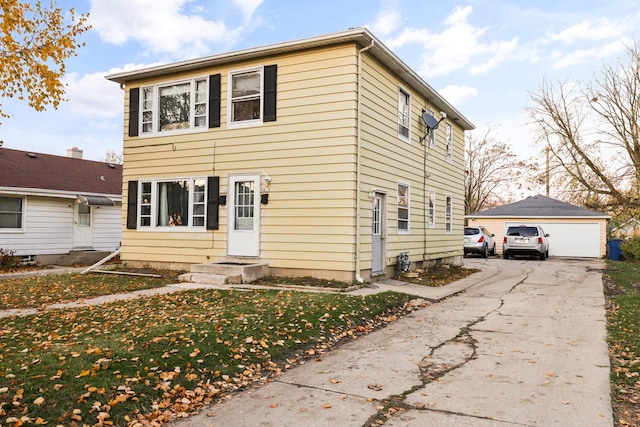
left=92, top=204, right=122, bottom=251
left=0, top=196, right=122, bottom=256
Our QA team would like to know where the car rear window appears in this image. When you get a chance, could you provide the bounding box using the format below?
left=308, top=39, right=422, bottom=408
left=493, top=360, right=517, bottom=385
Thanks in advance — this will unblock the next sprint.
left=464, top=228, right=480, bottom=236
left=506, top=226, right=539, bottom=237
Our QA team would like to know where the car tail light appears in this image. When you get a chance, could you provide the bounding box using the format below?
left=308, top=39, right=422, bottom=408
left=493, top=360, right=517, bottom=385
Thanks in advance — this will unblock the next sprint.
left=538, top=237, right=543, bottom=244
left=503, top=237, right=507, bottom=243
left=478, top=236, right=484, bottom=243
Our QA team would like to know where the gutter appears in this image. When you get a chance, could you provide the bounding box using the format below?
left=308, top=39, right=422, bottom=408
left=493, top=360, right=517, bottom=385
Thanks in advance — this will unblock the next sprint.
left=355, top=39, right=375, bottom=284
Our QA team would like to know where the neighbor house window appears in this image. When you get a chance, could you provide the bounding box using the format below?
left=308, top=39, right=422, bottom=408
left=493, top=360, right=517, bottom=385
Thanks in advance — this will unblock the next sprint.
left=445, top=195, right=452, bottom=233
left=230, top=68, right=262, bottom=124
left=140, top=77, right=208, bottom=134
left=0, top=196, right=23, bottom=229
left=397, top=182, right=410, bottom=233
left=445, top=123, right=453, bottom=161
left=428, top=190, right=435, bottom=228
left=138, top=178, right=206, bottom=229
left=398, top=87, right=411, bottom=140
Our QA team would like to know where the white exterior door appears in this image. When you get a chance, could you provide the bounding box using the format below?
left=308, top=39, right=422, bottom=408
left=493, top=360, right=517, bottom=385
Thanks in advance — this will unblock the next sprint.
left=371, top=192, right=386, bottom=274
left=228, top=175, right=261, bottom=257
left=73, top=203, right=93, bottom=248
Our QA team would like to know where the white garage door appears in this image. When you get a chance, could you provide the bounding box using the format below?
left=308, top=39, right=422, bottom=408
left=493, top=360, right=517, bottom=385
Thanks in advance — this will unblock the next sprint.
left=538, top=222, right=600, bottom=258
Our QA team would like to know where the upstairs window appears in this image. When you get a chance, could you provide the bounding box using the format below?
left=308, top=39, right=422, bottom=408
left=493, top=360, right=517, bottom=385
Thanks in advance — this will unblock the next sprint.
left=445, top=123, right=453, bottom=161
left=0, top=196, right=23, bottom=229
left=140, top=77, right=208, bottom=135
left=428, top=109, right=436, bottom=149
left=398, top=87, right=411, bottom=140
left=397, top=182, right=410, bottom=233
left=230, top=68, right=262, bottom=124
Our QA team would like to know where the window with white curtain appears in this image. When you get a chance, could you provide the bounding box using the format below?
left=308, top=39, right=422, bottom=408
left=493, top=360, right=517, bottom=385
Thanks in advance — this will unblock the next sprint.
left=138, top=178, right=206, bottom=229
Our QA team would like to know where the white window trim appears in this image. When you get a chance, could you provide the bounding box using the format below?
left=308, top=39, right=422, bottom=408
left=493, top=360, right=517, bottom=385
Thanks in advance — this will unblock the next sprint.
left=139, top=77, right=209, bottom=137
left=0, top=196, right=26, bottom=233
left=445, top=194, right=453, bottom=234
left=428, top=189, right=436, bottom=229
left=228, top=66, right=264, bottom=129
left=137, top=177, right=207, bottom=232
left=397, top=181, right=410, bottom=234
left=398, top=86, right=411, bottom=142
left=445, top=122, right=453, bottom=162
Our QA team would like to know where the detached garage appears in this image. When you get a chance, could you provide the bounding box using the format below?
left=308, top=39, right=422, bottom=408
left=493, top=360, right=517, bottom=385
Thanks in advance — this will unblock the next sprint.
left=466, top=195, right=610, bottom=258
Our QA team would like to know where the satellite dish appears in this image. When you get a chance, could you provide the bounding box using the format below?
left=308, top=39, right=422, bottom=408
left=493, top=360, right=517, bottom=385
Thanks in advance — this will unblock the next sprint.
left=422, top=112, right=440, bottom=130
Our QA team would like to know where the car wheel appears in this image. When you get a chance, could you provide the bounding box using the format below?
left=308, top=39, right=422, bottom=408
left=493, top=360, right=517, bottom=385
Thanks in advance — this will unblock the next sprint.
left=539, top=251, right=546, bottom=261
left=490, top=244, right=496, bottom=256
left=503, top=251, right=509, bottom=259
left=482, top=244, right=488, bottom=258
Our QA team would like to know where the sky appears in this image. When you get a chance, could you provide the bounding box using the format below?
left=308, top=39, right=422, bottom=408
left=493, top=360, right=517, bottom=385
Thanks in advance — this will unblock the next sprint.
left=1, top=0, right=639, bottom=165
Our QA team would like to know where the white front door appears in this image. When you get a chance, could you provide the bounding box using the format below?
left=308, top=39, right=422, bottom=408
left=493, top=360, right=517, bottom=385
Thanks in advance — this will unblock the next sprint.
left=228, top=175, right=261, bottom=257
left=73, top=203, right=93, bottom=248
left=371, top=192, right=386, bottom=274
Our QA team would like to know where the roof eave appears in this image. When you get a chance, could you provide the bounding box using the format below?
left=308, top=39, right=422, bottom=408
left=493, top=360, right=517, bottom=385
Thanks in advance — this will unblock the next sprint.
left=105, top=28, right=475, bottom=131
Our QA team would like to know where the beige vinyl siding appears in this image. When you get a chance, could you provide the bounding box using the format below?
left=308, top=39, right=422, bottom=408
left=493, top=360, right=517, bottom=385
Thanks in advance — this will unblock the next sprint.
left=358, top=54, right=465, bottom=267
left=121, top=44, right=359, bottom=272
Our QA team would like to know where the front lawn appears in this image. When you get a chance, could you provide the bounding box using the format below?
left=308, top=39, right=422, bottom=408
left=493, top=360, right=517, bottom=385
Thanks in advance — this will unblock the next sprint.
left=0, top=271, right=182, bottom=309
left=0, top=288, right=413, bottom=426
left=604, top=260, right=640, bottom=426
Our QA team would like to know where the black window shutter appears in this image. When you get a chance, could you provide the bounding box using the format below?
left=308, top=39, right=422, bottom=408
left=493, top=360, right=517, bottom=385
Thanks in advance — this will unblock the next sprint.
left=263, top=65, right=277, bottom=122
left=128, top=88, right=140, bottom=137
left=206, top=176, right=220, bottom=230
left=208, top=74, right=221, bottom=128
left=126, top=180, right=138, bottom=229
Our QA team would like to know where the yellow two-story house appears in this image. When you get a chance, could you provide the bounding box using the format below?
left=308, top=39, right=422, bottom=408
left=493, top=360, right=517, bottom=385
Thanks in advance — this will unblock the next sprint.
left=106, top=28, right=474, bottom=282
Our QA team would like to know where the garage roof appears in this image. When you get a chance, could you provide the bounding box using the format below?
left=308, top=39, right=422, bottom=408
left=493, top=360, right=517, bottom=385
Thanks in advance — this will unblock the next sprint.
left=467, top=195, right=610, bottom=219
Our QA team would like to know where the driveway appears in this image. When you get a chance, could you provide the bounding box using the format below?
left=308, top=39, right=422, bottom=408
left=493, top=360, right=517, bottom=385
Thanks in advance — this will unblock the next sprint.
left=173, top=257, right=612, bottom=426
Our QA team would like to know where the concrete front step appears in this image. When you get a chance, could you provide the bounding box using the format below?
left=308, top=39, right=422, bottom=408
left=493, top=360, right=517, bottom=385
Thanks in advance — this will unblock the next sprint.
left=178, top=272, right=239, bottom=285
left=55, top=250, right=112, bottom=266
left=180, top=262, right=269, bottom=285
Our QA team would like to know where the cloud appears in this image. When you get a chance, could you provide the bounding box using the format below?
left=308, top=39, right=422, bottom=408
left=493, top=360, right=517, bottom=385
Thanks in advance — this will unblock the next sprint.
left=63, top=71, right=123, bottom=118
left=438, top=85, right=478, bottom=108
left=88, top=0, right=239, bottom=58
left=551, top=39, right=627, bottom=69
left=232, top=0, right=263, bottom=21
left=370, top=11, right=402, bottom=36
left=384, top=6, right=517, bottom=78
left=547, top=18, right=625, bottom=44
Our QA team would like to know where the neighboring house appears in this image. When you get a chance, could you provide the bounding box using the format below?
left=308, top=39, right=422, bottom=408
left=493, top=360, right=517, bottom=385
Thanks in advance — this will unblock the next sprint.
left=106, top=28, right=475, bottom=282
left=610, top=218, right=640, bottom=239
left=0, top=147, right=122, bottom=263
left=466, top=195, right=610, bottom=258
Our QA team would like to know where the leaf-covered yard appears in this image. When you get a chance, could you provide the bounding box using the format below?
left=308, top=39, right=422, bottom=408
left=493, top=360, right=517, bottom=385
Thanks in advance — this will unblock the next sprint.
left=605, top=261, right=640, bottom=426
left=0, top=281, right=413, bottom=426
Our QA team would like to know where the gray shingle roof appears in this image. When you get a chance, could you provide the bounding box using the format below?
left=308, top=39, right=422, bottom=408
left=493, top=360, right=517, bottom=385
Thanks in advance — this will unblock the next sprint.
left=468, top=195, right=610, bottom=218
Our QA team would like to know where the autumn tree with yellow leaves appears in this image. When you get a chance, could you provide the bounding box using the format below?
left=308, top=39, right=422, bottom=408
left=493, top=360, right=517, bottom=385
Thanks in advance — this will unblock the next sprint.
left=0, top=0, right=89, bottom=121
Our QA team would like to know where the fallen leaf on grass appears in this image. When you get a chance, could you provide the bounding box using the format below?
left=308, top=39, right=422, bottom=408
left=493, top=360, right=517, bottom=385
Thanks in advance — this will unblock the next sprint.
left=322, top=404, right=332, bottom=409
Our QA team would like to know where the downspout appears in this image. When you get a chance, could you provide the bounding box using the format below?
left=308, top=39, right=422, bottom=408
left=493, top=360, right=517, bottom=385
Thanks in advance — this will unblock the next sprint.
left=355, top=39, right=375, bottom=284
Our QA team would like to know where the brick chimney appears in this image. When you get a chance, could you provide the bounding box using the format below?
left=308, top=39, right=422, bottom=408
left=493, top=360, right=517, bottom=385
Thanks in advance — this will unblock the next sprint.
left=66, top=147, right=83, bottom=159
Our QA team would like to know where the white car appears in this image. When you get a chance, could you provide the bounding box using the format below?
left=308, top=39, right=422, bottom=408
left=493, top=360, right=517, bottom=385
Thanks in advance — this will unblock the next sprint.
left=464, top=226, right=496, bottom=258
left=502, top=224, right=550, bottom=260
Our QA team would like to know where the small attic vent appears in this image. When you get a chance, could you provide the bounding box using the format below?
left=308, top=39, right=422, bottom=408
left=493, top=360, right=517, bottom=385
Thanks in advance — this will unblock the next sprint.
left=26, top=153, right=37, bottom=158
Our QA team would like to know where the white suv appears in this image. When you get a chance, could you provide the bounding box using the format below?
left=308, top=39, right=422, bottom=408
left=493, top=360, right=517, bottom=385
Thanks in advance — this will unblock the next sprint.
left=464, top=226, right=496, bottom=258
left=502, top=225, right=550, bottom=260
